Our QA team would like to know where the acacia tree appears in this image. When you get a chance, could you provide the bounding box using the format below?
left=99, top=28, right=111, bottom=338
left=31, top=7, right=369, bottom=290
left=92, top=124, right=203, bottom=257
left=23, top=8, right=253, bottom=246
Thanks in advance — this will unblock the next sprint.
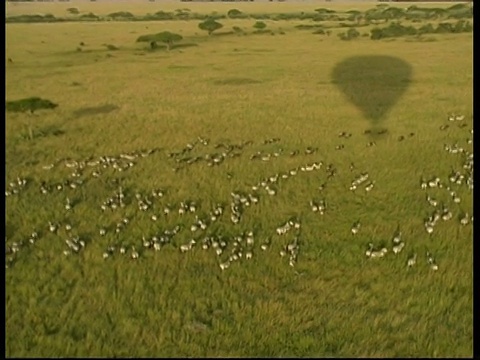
left=6, top=97, right=58, bottom=114
left=198, top=18, right=223, bottom=35
left=136, top=31, right=183, bottom=51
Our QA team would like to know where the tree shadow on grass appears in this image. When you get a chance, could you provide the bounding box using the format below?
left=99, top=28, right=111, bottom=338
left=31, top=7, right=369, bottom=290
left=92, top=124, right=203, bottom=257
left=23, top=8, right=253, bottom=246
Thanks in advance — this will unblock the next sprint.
left=72, top=104, right=119, bottom=119
left=172, top=42, right=198, bottom=50
left=213, top=77, right=263, bottom=85
left=212, top=31, right=236, bottom=37
left=146, top=43, right=198, bottom=52
left=331, top=55, right=412, bottom=131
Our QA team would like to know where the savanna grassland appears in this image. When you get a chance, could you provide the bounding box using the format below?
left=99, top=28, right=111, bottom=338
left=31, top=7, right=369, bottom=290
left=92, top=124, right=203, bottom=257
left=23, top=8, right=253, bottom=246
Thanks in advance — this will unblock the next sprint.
left=5, top=1, right=473, bottom=358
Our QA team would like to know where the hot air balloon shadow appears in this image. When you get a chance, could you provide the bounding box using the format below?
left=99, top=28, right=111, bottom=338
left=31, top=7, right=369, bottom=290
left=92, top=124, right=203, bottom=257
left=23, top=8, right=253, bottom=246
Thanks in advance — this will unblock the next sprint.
left=331, top=55, right=412, bottom=134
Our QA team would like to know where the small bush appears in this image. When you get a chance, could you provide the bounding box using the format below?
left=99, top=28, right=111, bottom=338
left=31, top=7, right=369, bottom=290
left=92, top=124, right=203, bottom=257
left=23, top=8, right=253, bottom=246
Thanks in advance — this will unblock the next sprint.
left=174, top=11, right=190, bottom=20
left=382, top=7, right=405, bottom=20
left=417, top=23, right=435, bottom=35
left=295, top=24, right=323, bottom=30
left=462, top=21, right=473, bottom=32
left=370, top=22, right=417, bottom=40
left=370, top=28, right=383, bottom=40
left=435, top=22, right=453, bottom=34
left=153, top=11, right=174, bottom=20
left=228, top=9, right=248, bottom=19
left=6, top=14, right=58, bottom=23
left=274, top=13, right=300, bottom=21
left=208, top=12, right=227, bottom=21
left=364, top=8, right=387, bottom=22
left=314, top=8, right=336, bottom=14
left=250, top=13, right=271, bottom=20
left=79, top=12, right=98, bottom=20
left=446, top=3, right=473, bottom=19
left=67, top=7, right=79, bottom=15
left=108, top=12, right=134, bottom=19
left=253, top=21, right=267, bottom=30
left=338, top=27, right=360, bottom=40
left=105, top=44, right=119, bottom=51
left=252, top=29, right=272, bottom=35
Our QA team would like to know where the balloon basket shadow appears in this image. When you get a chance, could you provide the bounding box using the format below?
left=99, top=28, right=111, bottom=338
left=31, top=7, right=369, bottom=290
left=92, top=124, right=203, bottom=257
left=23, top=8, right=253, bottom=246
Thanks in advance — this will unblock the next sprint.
left=363, top=126, right=390, bottom=140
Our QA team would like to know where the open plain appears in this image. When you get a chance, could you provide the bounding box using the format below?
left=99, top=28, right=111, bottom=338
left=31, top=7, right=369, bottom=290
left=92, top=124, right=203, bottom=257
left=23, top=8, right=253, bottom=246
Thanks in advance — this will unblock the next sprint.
left=5, top=1, right=473, bottom=357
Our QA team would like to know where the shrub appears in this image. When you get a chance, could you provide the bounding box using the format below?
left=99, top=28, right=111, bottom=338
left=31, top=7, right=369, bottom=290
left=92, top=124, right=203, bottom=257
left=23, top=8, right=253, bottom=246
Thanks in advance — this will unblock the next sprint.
left=228, top=9, right=247, bottom=19
left=370, top=28, right=384, bottom=40
left=250, top=13, right=271, bottom=20
left=6, top=14, right=59, bottom=23
left=364, top=8, right=387, bottom=22
left=153, top=11, right=174, bottom=20
left=274, top=13, right=300, bottom=21
left=435, top=22, right=453, bottom=34
left=174, top=9, right=191, bottom=20
left=346, top=10, right=362, bottom=24
left=338, top=27, right=360, bottom=40
left=382, top=7, right=405, bottom=20
left=417, top=23, right=435, bottom=35
left=253, top=21, right=267, bottom=30
left=295, top=24, right=323, bottom=30
left=252, top=29, right=272, bottom=35
left=208, top=12, right=227, bottom=21
left=107, top=12, right=134, bottom=19
left=105, top=44, right=119, bottom=51
left=463, top=21, right=473, bottom=32
left=67, top=7, right=79, bottom=15
left=446, top=4, right=473, bottom=19
left=79, top=12, right=98, bottom=20
left=314, top=8, right=336, bottom=14
left=370, top=22, right=417, bottom=40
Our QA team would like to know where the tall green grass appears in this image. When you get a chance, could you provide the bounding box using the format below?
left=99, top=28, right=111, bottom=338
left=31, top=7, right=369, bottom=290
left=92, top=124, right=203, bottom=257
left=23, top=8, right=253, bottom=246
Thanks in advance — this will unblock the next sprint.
left=6, top=2, right=472, bottom=358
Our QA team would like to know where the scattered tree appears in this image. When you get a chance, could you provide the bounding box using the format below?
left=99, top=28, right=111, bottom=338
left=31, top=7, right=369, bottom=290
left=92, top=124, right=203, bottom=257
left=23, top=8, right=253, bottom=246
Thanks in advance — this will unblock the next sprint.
left=6, top=97, right=58, bottom=114
left=136, top=31, right=183, bottom=51
left=198, top=18, right=223, bottom=35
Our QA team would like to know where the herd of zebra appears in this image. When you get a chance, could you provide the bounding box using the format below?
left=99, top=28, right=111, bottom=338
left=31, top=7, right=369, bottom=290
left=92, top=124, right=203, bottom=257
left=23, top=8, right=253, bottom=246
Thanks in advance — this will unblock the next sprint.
left=5, top=114, right=472, bottom=273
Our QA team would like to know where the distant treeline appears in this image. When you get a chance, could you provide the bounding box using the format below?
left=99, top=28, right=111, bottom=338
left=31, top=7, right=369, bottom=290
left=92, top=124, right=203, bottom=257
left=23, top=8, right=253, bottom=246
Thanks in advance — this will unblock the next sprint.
left=5, top=0, right=474, bottom=2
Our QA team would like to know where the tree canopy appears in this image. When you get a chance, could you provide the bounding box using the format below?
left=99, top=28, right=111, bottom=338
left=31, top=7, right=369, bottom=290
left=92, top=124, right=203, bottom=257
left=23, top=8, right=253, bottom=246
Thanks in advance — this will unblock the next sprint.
left=253, top=21, right=267, bottom=30
left=198, top=19, right=223, bottom=35
left=6, top=97, right=58, bottom=114
left=136, top=31, right=183, bottom=50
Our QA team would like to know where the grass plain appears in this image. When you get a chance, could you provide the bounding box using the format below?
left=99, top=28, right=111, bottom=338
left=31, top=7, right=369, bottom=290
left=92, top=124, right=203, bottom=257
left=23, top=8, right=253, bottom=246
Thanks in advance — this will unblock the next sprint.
left=5, top=1, right=473, bottom=358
